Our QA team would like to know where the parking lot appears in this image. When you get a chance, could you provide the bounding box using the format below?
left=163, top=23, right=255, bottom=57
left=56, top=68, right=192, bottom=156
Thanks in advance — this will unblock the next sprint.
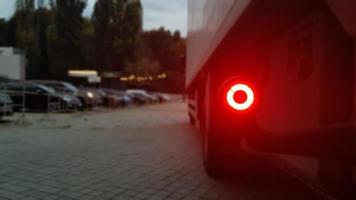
left=0, top=102, right=326, bottom=200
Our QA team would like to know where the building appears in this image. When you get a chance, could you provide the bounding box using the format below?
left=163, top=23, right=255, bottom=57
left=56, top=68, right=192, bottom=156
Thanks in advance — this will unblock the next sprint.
left=0, top=47, right=26, bottom=80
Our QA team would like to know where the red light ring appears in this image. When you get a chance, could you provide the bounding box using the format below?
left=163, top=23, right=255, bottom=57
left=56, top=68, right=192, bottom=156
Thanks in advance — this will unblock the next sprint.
left=226, top=84, right=254, bottom=111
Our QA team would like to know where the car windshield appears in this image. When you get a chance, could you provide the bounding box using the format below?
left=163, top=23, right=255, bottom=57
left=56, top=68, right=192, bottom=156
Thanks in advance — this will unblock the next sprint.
left=63, top=82, right=79, bottom=93
left=37, top=84, right=56, bottom=94
left=0, top=93, right=10, bottom=101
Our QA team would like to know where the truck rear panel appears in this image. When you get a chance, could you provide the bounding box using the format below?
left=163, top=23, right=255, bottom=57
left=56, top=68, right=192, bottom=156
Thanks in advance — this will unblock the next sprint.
left=187, top=0, right=356, bottom=198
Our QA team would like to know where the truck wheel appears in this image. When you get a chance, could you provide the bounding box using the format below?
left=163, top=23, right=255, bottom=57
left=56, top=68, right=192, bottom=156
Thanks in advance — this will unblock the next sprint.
left=198, top=73, right=243, bottom=178
left=202, top=129, right=240, bottom=178
left=202, top=129, right=222, bottom=177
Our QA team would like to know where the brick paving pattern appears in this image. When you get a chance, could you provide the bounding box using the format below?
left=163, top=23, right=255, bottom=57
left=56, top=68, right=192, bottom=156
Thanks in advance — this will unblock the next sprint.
left=0, top=102, right=326, bottom=200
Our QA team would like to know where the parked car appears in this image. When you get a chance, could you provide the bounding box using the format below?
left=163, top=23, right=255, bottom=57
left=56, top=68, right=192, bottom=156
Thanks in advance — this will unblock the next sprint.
left=126, top=89, right=157, bottom=104
left=125, top=90, right=150, bottom=105
left=31, top=80, right=94, bottom=110
left=117, top=92, right=133, bottom=106
left=80, top=88, right=103, bottom=107
left=0, top=92, right=13, bottom=119
left=146, top=94, right=159, bottom=103
left=0, top=82, right=81, bottom=112
left=97, top=89, right=119, bottom=108
left=154, top=93, right=170, bottom=103
left=99, top=88, right=132, bottom=107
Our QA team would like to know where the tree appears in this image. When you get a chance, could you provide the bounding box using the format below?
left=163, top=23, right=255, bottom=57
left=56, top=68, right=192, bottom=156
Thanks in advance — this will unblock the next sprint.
left=0, top=19, right=6, bottom=45
left=119, top=0, right=142, bottom=62
left=48, top=0, right=87, bottom=80
left=5, top=0, right=54, bottom=79
left=14, top=0, right=35, bottom=47
left=35, top=7, right=52, bottom=78
left=92, top=0, right=142, bottom=74
left=135, top=28, right=186, bottom=92
left=92, top=0, right=116, bottom=71
left=80, top=18, right=96, bottom=70
left=16, top=0, right=35, bottom=11
left=13, top=0, right=38, bottom=78
left=1, top=18, right=17, bottom=47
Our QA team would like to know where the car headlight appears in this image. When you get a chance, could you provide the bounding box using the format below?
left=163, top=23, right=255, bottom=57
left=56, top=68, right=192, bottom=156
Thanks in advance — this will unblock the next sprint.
left=87, top=92, right=94, bottom=99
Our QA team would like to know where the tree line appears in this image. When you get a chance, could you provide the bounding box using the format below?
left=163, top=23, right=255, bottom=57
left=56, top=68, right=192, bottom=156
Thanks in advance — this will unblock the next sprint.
left=0, top=0, right=186, bottom=92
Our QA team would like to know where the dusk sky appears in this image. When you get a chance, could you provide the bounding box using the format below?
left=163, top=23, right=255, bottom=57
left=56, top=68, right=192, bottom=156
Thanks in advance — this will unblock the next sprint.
left=0, top=0, right=187, bottom=36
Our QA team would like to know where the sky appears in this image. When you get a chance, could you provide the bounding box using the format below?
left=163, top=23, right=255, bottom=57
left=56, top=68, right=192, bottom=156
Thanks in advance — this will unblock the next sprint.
left=0, top=0, right=187, bottom=36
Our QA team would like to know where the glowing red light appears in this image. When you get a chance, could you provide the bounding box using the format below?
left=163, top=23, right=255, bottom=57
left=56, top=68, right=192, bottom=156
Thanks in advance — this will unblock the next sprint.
left=226, top=83, right=254, bottom=111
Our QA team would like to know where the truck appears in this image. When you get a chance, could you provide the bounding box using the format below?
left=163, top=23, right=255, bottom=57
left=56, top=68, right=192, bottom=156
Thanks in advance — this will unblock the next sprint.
left=186, top=0, right=356, bottom=198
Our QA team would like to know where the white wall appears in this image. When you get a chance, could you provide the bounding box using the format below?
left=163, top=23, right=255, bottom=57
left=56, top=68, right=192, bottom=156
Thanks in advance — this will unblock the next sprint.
left=256, top=12, right=322, bottom=186
left=186, top=0, right=251, bottom=86
left=0, top=47, right=26, bottom=80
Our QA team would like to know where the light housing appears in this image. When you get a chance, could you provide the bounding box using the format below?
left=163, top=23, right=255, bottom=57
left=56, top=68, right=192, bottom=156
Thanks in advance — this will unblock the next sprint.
left=86, top=91, right=94, bottom=99
left=226, top=83, right=254, bottom=111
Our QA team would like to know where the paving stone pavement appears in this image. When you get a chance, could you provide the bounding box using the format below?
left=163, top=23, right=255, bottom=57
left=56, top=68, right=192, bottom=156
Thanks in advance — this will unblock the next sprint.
left=0, top=102, right=326, bottom=200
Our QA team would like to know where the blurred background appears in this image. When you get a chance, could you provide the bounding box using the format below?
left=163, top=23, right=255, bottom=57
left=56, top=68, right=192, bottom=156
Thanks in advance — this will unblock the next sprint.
left=0, top=0, right=186, bottom=93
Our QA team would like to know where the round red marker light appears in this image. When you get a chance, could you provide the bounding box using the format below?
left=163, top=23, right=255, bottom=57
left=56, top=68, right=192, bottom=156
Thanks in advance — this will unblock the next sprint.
left=226, top=83, right=254, bottom=111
